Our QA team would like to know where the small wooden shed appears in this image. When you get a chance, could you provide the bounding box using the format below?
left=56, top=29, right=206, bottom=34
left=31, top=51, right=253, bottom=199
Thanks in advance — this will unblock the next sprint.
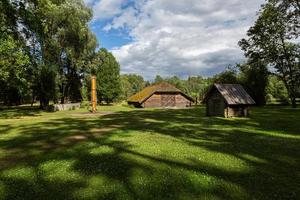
left=203, top=84, right=255, bottom=118
left=128, top=82, right=194, bottom=108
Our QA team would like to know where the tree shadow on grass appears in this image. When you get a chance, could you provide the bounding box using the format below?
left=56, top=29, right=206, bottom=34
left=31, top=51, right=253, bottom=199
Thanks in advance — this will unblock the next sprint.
left=0, top=106, right=299, bottom=199
left=0, top=106, right=42, bottom=119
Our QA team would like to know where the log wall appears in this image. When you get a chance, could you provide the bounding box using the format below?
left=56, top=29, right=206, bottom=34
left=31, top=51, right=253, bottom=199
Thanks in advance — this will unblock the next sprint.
left=206, top=90, right=226, bottom=116
left=143, top=94, right=161, bottom=108
left=143, top=93, right=192, bottom=108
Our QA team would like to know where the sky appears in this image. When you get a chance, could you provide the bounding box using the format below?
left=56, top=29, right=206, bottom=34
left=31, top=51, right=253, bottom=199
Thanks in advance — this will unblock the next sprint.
left=84, top=0, right=265, bottom=80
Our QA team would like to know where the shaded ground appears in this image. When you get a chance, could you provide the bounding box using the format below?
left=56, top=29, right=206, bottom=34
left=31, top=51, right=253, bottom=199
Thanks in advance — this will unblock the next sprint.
left=0, top=106, right=299, bottom=200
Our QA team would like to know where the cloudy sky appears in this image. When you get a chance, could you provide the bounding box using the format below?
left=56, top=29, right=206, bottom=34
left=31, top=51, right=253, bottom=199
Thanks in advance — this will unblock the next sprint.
left=85, top=0, right=265, bottom=80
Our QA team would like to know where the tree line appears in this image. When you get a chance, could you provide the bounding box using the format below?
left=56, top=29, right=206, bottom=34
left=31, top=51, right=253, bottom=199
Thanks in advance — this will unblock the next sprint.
left=0, top=0, right=299, bottom=108
left=0, top=0, right=121, bottom=109
left=119, top=69, right=292, bottom=106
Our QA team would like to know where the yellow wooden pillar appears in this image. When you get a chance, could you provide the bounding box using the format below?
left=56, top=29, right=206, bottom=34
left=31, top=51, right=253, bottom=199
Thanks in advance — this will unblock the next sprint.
left=91, top=75, right=97, bottom=112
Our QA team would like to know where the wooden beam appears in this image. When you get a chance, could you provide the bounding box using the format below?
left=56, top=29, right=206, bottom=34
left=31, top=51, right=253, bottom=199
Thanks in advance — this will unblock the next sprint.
left=91, top=75, right=97, bottom=113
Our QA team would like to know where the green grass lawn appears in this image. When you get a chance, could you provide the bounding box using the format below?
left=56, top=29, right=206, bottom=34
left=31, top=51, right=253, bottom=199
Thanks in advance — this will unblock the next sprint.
left=0, top=105, right=299, bottom=200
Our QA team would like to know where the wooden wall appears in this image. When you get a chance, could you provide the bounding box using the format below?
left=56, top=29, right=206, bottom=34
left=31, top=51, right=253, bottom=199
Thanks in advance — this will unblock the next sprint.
left=206, top=89, right=251, bottom=118
left=143, top=94, right=161, bottom=108
left=226, top=106, right=249, bottom=118
left=143, top=93, right=192, bottom=108
left=175, top=94, right=191, bottom=107
left=206, top=90, right=226, bottom=116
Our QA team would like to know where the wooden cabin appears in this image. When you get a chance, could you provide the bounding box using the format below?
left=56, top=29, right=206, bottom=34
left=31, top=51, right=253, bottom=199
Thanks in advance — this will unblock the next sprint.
left=203, top=84, right=255, bottom=118
left=128, top=82, right=194, bottom=108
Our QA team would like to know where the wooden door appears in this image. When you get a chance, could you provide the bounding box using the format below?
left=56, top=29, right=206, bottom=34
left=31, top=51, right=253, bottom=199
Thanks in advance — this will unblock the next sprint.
left=161, top=94, right=176, bottom=107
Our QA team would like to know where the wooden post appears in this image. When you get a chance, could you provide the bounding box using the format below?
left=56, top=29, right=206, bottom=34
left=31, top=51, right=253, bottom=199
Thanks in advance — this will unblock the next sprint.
left=91, top=75, right=97, bottom=113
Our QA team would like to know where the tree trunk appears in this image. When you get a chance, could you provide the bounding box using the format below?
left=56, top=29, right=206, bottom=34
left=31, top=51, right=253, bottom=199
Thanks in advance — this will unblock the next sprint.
left=291, top=96, right=297, bottom=108
left=40, top=98, right=50, bottom=110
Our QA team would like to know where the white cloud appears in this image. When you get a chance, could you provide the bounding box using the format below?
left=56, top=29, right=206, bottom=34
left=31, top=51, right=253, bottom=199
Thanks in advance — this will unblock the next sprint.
left=84, top=0, right=95, bottom=6
left=92, top=0, right=126, bottom=20
left=89, top=0, right=265, bottom=79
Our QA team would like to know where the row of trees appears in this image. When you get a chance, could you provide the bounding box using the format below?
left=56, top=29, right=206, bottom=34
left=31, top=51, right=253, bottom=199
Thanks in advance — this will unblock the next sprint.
left=119, top=69, right=291, bottom=106
left=0, top=0, right=121, bottom=109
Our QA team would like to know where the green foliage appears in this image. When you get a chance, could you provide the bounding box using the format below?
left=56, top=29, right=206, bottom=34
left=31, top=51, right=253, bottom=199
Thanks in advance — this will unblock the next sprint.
left=238, top=59, right=269, bottom=106
left=37, top=65, right=59, bottom=109
left=239, top=0, right=300, bottom=107
left=165, top=76, right=187, bottom=92
left=0, top=0, right=98, bottom=108
left=266, top=75, right=289, bottom=104
left=154, top=75, right=164, bottom=84
left=120, top=74, right=146, bottom=100
left=0, top=35, right=30, bottom=105
left=94, top=48, right=121, bottom=104
left=213, top=69, right=239, bottom=84
left=186, top=76, right=213, bottom=103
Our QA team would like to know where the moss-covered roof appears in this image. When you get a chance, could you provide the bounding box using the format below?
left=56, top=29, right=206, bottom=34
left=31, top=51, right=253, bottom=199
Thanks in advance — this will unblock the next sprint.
left=127, top=82, right=193, bottom=103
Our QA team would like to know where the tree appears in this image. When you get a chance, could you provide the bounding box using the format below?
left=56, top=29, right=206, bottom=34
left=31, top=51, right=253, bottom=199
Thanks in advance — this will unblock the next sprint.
left=154, top=75, right=164, bottom=84
left=213, top=69, right=239, bottom=84
left=165, top=76, right=186, bottom=92
left=37, top=65, right=58, bottom=109
left=266, top=75, right=289, bottom=104
left=94, top=48, right=121, bottom=104
left=239, top=1, right=300, bottom=107
left=0, top=0, right=98, bottom=108
left=185, top=76, right=212, bottom=104
left=120, top=74, right=146, bottom=100
left=0, top=35, right=30, bottom=105
left=238, top=59, right=269, bottom=106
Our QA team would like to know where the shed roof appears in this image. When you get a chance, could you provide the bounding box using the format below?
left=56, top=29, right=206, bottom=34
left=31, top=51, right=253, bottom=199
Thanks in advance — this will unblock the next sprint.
left=204, top=84, right=256, bottom=105
left=127, top=82, right=193, bottom=104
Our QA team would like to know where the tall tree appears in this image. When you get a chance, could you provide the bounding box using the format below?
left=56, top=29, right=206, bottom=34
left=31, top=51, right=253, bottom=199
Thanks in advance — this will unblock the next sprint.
left=94, top=48, right=121, bottom=104
left=20, top=0, right=97, bottom=108
left=238, top=59, right=269, bottom=106
left=0, top=36, right=30, bottom=105
left=239, top=1, right=300, bottom=107
left=0, top=0, right=97, bottom=108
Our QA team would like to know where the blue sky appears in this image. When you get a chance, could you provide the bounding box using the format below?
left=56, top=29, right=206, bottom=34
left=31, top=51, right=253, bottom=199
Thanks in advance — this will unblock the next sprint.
left=90, top=21, right=132, bottom=49
left=85, top=0, right=265, bottom=80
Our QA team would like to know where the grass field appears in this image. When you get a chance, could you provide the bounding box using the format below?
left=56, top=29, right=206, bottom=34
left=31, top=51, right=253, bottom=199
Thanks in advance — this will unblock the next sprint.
left=0, top=105, right=299, bottom=200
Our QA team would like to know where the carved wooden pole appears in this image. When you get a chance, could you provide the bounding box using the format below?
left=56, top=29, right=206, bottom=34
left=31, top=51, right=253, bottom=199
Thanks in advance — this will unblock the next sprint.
left=91, top=75, right=97, bottom=112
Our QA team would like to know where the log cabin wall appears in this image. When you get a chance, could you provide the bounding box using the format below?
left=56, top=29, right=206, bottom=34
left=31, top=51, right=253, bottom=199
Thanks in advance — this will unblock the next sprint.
left=175, top=94, right=191, bottom=107
left=143, top=94, right=161, bottom=108
left=206, top=90, right=226, bottom=116
left=143, top=93, right=192, bottom=108
left=204, top=84, right=255, bottom=118
left=226, top=106, right=249, bottom=118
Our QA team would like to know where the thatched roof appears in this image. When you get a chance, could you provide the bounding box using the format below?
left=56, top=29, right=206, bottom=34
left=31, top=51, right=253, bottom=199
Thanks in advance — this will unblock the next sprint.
left=128, top=82, right=194, bottom=104
left=204, top=84, right=256, bottom=105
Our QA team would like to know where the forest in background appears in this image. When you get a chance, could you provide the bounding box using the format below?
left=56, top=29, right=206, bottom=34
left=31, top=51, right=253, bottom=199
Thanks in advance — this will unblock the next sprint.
left=0, top=0, right=299, bottom=108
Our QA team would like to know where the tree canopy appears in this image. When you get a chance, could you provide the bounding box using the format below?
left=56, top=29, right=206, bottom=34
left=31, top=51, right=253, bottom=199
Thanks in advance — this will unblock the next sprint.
left=239, top=0, right=300, bottom=107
